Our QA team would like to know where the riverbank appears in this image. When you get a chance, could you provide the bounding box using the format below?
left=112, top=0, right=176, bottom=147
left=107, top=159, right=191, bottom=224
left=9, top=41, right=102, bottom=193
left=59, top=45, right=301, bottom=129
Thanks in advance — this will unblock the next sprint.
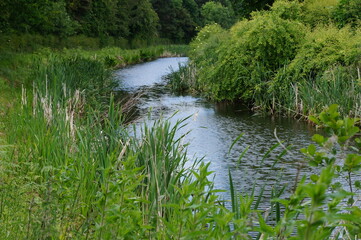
left=1, top=45, right=361, bottom=239
left=170, top=1, right=361, bottom=119
left=0, top=45, right=194, bottom=238
left=0, top=44, right=187, bottom=147
left=0, top=44, right=188, bottom=134
left=0, top=45, right=200, bottom=238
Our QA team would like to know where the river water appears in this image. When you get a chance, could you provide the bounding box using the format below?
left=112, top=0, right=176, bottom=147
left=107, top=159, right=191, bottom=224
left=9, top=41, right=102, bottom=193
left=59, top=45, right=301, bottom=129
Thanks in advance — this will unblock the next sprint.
left=114, top=57, right=317, bottom=205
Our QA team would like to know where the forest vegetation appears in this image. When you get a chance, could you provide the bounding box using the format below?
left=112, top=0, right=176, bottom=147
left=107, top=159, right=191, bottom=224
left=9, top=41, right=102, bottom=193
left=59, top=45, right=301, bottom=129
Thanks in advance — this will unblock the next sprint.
left=1, top=0, right=361, bottom=239
left=0, top=0, right=273, bottom=50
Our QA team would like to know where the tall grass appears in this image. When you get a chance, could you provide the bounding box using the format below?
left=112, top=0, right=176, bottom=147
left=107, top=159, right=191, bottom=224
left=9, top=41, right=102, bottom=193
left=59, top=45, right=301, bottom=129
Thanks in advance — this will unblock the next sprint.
left=2, top=56, right=122, bottom=238
left=266, top=66, right=361, bottom=118
left=299, top=66, right=361, bottom=118
left=167, top=63, right=197, bottom=94
left=0, top=48, right=240, bottom=239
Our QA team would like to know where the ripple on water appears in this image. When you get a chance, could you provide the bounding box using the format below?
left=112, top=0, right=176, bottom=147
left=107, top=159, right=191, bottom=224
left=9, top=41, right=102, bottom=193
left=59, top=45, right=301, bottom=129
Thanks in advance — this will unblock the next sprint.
left=114, top=57, right=331, bottom=208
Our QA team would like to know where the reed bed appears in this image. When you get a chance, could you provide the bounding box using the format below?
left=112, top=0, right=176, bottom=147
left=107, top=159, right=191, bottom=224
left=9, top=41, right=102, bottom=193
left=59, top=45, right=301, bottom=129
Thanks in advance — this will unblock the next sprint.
left=299, top=67, right=361, bottom=118
left=167, top=63, right=198, bottom=94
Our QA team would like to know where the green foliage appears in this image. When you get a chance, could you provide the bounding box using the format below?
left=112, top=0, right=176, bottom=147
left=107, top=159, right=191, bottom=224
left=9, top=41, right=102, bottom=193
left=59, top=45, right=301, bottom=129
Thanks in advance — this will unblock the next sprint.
left=269, top=25, right=361, bottom=115
left=44, top=1, right=79, bottom=37
left=201, top=1, right=235, bottom=28
left=270, top=0, right=303, bottom=21
left=3, top=0, right=278, bottom=44
left=301, top=0, right=338, bottom=27
left=231, top=0, right=275, bottom=18
left=332, top=0, right=361, bottom=28
left=191, top=12, right=306, bottom=101
left=29, top=55, right=115, bottom=109
left=276, top=25, right=361, bottom=84
left=0, top=0, right=10, bottom=32
left=151, top=0, right=198, bottom=42
left=77, top=0, right=159, bottom=41
left=0, top=49, right=263, bottom=238
left=0, top=50, right=214, bottom=238
left=254, top=105, right=361, bottom=239
left=3, top=42, right=361, bottom=239
left=190, top=23, right=228, bottom=69
left=181, top=0, right=361, bottom=116
left=299, top=66, right=361, bottom=118
left=2, top=0, right=78, bottom=37
left=129, top=0, right=159, bottom=39
left=167, top=63, right=198, bottom=93
left=1, top=0, right=204, bottom=44
left=307, top=104, right=359, bottom=145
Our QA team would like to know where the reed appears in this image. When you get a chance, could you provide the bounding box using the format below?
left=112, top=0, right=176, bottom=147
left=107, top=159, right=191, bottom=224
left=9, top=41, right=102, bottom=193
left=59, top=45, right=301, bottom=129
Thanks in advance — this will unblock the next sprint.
left=167, top=63, right=197, bottom=94
left=299, top=66, right=361, bottom=118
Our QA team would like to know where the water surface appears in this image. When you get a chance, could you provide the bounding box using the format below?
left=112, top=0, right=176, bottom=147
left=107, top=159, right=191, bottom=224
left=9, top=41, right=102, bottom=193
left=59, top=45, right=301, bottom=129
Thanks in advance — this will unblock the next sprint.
left=114, top=57, right=317, bottom=206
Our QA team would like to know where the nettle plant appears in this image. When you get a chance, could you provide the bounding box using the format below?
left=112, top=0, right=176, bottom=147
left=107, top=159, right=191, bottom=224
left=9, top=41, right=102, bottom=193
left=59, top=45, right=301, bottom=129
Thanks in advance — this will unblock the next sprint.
left=260, top=104, right=361, bottom=239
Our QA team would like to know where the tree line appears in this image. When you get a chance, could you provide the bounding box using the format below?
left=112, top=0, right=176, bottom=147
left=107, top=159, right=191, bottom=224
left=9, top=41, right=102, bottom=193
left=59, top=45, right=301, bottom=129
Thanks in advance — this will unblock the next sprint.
left=0, top=0, right=274, bottom=43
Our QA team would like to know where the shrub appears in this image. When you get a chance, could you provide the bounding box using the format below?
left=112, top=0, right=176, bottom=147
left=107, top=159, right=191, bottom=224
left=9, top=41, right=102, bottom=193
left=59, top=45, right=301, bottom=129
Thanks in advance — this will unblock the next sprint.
left=332, top=0, right=361, bottom=28
left=190, top=24, right=228, bottom=69
left=275, top=25, right=361, bottom=84
left=192, top=12, right=306, bottom=101
left=270, top=0, right=303, bottom=21
left=269, top=25, right=361, bottom=114
left=301, top=0, right=338, bottom=27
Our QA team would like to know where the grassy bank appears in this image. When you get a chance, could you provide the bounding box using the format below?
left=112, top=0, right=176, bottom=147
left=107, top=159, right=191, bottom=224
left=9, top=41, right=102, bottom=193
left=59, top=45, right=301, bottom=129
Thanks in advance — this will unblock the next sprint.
left=0, top=46, right=220, bottom=238
left=1, top=44, right=361, bottom=239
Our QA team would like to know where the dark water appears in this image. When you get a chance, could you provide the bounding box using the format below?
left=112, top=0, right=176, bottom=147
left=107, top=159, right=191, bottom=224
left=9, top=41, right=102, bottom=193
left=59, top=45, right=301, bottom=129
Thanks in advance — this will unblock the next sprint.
left=114, top=57, right=317, bottom=205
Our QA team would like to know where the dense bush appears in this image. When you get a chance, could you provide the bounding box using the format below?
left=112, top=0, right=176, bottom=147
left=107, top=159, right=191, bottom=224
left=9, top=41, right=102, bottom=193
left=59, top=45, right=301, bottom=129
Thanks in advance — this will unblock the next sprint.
left=190, top=24, right=228, bottom=69
left=300, top=0, right=338, bottom=27
left=270, top=0, right=303, bottom=21
left=274, top=25, right=361, bottom=85
left=270, top=25, right=361, bottom=114
left=332, top=0, right=361, bottom=28
left=186, top=0, right=361, bottom=115
left=192, top=12, right=306, bottom=101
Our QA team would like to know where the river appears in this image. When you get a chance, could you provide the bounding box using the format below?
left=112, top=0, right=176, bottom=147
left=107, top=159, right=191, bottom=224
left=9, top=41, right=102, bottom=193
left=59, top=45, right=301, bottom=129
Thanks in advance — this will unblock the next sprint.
left=114, top=57, right=317, bottom=206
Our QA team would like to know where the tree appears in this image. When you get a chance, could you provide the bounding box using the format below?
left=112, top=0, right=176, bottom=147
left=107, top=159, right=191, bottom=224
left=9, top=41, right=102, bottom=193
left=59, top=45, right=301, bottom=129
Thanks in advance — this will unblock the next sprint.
left=151, top=0, right=197, bottom=42
left=128, top=0, right=159, bottom=39
left=44, top=1, right=78, bottom=37
left=66, top=0, right=92, bottom=21
left=201, top=1, right=235, bottom=28
left=230, top=0, right=275, bottom=18
left=183, top=0, right=202, bottom=26
left=0, top=0, right=11, bottom=33
left=3, top=0, right=77, bottom=36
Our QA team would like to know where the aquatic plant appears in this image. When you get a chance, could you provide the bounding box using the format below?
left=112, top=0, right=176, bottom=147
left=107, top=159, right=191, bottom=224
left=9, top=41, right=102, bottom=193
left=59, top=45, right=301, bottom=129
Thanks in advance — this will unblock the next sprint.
left=167, top=63, right=198, bottom=94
